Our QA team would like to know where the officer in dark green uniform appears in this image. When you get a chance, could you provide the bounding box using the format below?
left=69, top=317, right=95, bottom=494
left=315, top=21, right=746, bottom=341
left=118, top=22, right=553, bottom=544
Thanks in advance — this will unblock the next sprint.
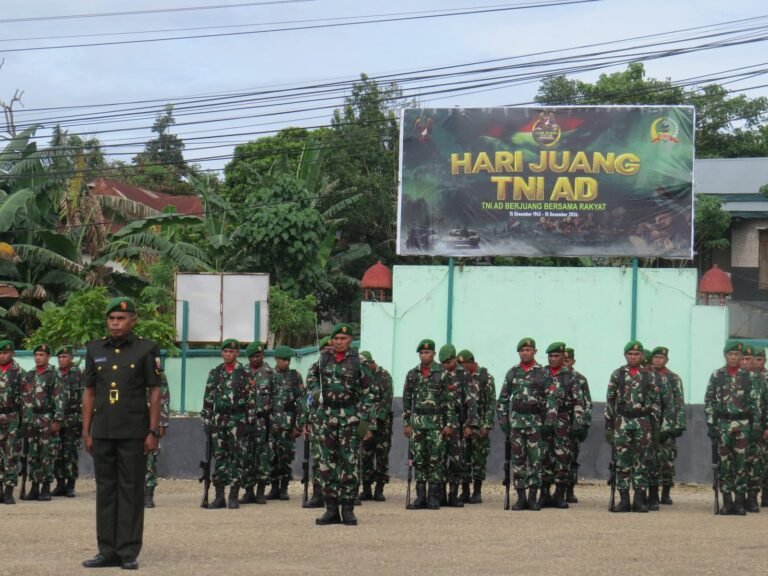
left=82, top=297, right=162, bottom=571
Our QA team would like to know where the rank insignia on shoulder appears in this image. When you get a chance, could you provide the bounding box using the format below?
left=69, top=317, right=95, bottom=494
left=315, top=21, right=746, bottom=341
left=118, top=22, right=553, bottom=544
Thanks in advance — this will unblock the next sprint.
left=94, top=357, right=107, bottom=363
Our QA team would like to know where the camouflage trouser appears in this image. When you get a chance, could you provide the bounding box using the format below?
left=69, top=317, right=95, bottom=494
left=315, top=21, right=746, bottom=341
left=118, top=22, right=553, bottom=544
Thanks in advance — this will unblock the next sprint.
left=716, top=420, right=749, bottom=494
left=54, top=423, right=81, bottom=481
left=568, top=439, right=581, bottom=486
left=746, top=434, right=762, bottom=492
left=361, top=416, right=393, bottom=484
left=145, top=444, right=161, bottom=488
left=466, top=429, right=491, bottom=482
left=271, top=427, right=296, bottom=482
left=318, top=416, right=359, bottom=502
left=510, top=426, right=543, bottom=489
left=27, top=419, right=56, bottom=484
left=648, top=436, right=677, bottom=487
left=308, top=420, right=323, bottom=487
left=761, top=441, right=768, bottom=490
left=412, top=427, right=445, bottom=483
left=211, top=419, right=248, bottom=487
left=541, top=423, right=572, bottom=486
left=445, top=427, right=468, bottom=484
left=614, top=416, right=651, bottom=491
left=242, top=416, right=273, bottom=488
left=0, top=420, right=19, bottom=486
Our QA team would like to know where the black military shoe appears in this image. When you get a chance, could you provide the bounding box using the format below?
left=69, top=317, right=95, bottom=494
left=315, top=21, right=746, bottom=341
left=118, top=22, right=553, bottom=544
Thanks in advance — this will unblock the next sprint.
left=733, top=493, right=747, bottom=515
left=144, top=486, right=155, bottom=509
left=39, top=482, right=52, bottom=502
left=527, top=488, right=541, bottom=511
left=410, top=482, right=427, bottom=509
left=341, top=502, right=358, bottom=526
left=746, top=491, right=760, bottom=513
left=761, top=488, right=768, bottom=508
left=316, top=498, right=341, bottom=525
left=719, top=492, right=734, bottom=515
left=359, top=482, right=373, bottom=501
left=265, top=480, right=280, bottom=501
left=439, top=483, right=448, bottom=506
left=303, top=483, right=324, bottom=508
left=4, top=485, right=15, bottom=505
left=511, top=489, right=528, bottom=511
left=82, top=554, right=121, bottom=568
left=228, top=486, right=240, bottom=509
left=660, top=485, right=673, bottom=505
left=552, top=484, right=569, bottom=509
left=632, top=489, right=648, bottom=513
left=255, top=482, right=267, bottom=505
left=52, top=478, right=66, bottom=497
left=614, top=490, right=631, bottom=513
left=537, top=484, right=552, bottom=508
left=459, top=482, right=471, bottom=503
left=447, top=483, right=464, bottom=508
left=121, top=557, right=139, bottom=570
left=426, top=483, right=441, bottom=510
left=279, top=478, right=290, bottom=501
left=373, top=481, right=386, bottom=502
left=239, top=486, right=257, bottom=504
left=469, top=480, right=482, bottom=504
left=208, top=483, right=226, bottom=509
left=565, top=484, right=578, bottom=504
left=647, top=486, right=660, bottom=511
left=22, top=483, right=39, bottom=501
left=65, top=478, right=76, bottom=498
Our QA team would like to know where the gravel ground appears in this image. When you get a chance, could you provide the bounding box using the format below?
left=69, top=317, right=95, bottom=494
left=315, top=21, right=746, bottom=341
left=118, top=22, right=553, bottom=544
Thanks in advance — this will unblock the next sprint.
left=1, top=479, right=767, bottom=576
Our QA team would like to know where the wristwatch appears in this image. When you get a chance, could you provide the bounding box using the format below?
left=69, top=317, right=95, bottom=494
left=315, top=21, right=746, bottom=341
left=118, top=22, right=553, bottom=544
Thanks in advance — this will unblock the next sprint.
left=149, top=428, right=161, bottom=438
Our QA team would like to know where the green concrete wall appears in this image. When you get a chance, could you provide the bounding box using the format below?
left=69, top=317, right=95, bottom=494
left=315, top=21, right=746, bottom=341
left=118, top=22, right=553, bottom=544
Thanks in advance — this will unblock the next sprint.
left=361, top=265, right=729, bottom=404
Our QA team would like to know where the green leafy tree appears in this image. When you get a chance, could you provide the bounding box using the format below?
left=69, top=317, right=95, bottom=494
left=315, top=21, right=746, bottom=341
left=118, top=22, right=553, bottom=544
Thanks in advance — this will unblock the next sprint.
left=268, top=286, right=317, bottom=347
left=132, top=104, right=191, bottom=194
left=694, top=195, right=731, bottom=269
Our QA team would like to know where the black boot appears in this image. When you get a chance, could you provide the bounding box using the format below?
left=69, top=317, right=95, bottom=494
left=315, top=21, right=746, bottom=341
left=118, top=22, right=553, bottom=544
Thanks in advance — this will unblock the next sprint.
left=528, top=488, right=541, bottom=511
left=279, top=478, right=290, bottom=501
left=22, top=483, right=39, bottom=501
left=254, top=481, right=267, bottom=504
left=410, top=481, right=427, bottom=509
left=427, top=483, right=441, bottom=510
left=52, top=478, right=66, bottom=497
left=239, top=486, right=257, bottom=504
left=373, top=481, right=386, bottom=502
left=447, top=483, right=464, bottom=507
left=761, top=487, right=768, bottom=508
left=511, top=488, right=528, bottom=511
left=65, top=478, right=76, bottom=498
left=39, top=482, right=52, bottom=502
left=439, top=483, right=448, bottom=506
left=460, top=482, right=471, bottom=503
left=552, top=484, right=569, bottom=509
left=4, top=485, right=15, bottom=505
left=359, top=482, right=373, bottom=501
left=719, top=492, right=734, bottom=515
left=733, top=493, right=747, bottom=515
left=746, top=491, right=760, bottom=513
left=566, top=483, right=578, bottom=504
left=144, top=486, right=155, bottom=509
left=614, top=490, right=631, bottom=513
left=303, top=482, right=324, bottom=508
left=632, top=489, right=648, bottom=513
left=469, top=480, right=482, bottom=504
left=315, top=497, right=341, bottom=525
left=341, top=501, right=358, bottom=526
left=208, top=483, right=226, bottom=509
left=537, top=484, right=552, bottom=509
left=265, top=480, right=280, bottom=501
left=660, top=485, right=673, bottom=505
left=228, top=486, right=240, bottom=509
left=647, top=486, right=660, bottom=511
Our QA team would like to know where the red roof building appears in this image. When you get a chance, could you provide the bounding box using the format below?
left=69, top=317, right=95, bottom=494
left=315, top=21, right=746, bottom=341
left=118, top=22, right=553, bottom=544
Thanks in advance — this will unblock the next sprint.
left=87, top=178, right=203, bottom=219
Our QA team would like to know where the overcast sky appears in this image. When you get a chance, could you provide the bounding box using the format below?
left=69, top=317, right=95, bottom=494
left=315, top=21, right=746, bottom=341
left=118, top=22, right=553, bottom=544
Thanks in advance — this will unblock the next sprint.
left=1, top=0, right=767, bottom=174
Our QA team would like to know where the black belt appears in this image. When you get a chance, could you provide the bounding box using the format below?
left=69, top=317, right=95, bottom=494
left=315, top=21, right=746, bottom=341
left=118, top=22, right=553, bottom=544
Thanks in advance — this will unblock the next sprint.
left=323, top=399, right=356, bottom=409
left=618, top=408, right=650, bottom=418
left=32, top=407, right=53, bottom=415
left=0, top=406, right=17, bottom=415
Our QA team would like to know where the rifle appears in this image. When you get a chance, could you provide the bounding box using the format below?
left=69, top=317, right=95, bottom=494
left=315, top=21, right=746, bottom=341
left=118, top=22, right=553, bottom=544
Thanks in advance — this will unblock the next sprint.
left=19, top=435, right=29, bottom=500
left=608, top=440, right=617, bottom=512
left=711, top=440, right=720, bottom=515
left=503, top=434, right=511, bottom=510
left=301, top=427, right=311, bottom=506
left=199, top=430, right=212, bottom=508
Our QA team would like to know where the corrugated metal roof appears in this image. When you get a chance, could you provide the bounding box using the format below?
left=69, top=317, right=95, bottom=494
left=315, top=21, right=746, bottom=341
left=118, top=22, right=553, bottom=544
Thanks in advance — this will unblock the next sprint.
left=695, top=157, right=768, bottom=195
left=87, top=178, right=203, bottom=217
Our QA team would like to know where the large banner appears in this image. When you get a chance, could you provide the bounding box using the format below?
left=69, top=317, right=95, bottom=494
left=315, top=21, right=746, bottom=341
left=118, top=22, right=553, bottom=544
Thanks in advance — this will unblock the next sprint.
left=397, top=106, right=694, bottom=258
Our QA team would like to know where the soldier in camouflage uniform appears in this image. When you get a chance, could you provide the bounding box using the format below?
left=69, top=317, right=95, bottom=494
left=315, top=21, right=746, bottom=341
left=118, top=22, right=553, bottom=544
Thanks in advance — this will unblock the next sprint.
left=705, top=340, right=765, bottom=515
left=144, top=369, right=170, bottom=508
left=52, top=345, right=83, bottom=498
left=541, top=342, right=585, bottom=509
left=563, top=347, right=591, bottom=503
left=358, top=351, right=393, bottom=503
left=649, top=346, right=686, bottom=507
left=752, top=348, right=768, bottom=507
left=605, top=340, right=661, bottom=513
left=438, top=344, right=477, bottom=508
left=741, top=345, right=766, bottom=512
left=239, top=342, right=274, bottom=505
left=20, top=344, right=64, bottom=501
left=497, top=337, right=552, bottom=511
left=403, top=339, right=457, bottom=510
left=643, top=346, right=674, bottom=512
left=306, top=323, right=373, bottom=526
left=267, top=346, right=304, bottom=501
left=457, top=349, right=495, bottom=504
left=0, top=340, right=22, bottom=504
left=200, top=339, right=255, bottom=509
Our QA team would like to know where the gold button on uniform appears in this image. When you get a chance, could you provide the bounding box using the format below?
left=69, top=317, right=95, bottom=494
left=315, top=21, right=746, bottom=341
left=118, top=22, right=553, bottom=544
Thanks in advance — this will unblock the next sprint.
left=113, top=365, right=118, bottom=370
left=111, top=382, right=117, bottom=388
left=115, top=349, right=120, bottom=354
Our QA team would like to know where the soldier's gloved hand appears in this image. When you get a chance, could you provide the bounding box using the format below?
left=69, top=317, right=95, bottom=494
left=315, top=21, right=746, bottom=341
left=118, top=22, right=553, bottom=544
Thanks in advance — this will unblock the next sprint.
left=576, top=426, right=590, bottom=442
left=356, top=420, right=369, bottom=440
left=707, top=426, right=717, bottom=440
left=604, top=429, right=615, bottom=444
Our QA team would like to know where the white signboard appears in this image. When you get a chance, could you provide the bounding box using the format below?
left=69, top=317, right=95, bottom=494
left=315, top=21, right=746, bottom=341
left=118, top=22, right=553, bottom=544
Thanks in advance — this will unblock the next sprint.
left=175, top=273, right=270, bottom=344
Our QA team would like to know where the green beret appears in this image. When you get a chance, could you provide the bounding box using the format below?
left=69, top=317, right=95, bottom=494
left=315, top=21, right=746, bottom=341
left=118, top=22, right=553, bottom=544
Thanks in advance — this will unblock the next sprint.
left=274, top=345, right=293, bottom=359
left=743, top=344, right=755, bottom=356
left=517, top=337, right=536, bottom=351
left=756, top=348, right=766, bottom=358
left=623, top=340, right=643, bottom=353
left=438, top=344, right=456, bottom=363
left=652, top=346, right=668, bottom=358
left=33, top=343, right=52, bottom=355
left=105, top=297, right=136, bottom=316
left=417, top=339, right=435, bottom=352
left=723, top=340, right=744, bottom=354
left=359, top=350, right=373, bottom=362
left=244, top=341, right=265, bottom=357
left=564, top=347, right=575, bottom=360
left=457, top=349, right=474, bottom=363
left=220, top=338, right=240, bottom=351
left=330, top=323, right=352, bottom=338
left=644, top=350, right=652, bottom=361
left=0, top=339, right=14, bottom=352
left=318, top=336, right=331, bottom=349
left=546, top=342, right=566, bottom=354
left=55, top=345, right=74, bottom=356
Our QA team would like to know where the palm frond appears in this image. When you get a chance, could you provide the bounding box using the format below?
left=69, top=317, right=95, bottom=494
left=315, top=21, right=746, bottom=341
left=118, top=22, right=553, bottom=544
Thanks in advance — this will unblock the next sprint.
left=0, top=188, right=33, bottom=232
left=13, top=244, right=84, bottom=273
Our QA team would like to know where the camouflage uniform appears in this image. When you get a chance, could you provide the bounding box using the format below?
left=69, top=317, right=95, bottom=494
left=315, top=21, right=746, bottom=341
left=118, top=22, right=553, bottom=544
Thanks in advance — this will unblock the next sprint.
left=467, top=366, right=495, bottom=484
left=652, top=366, right=685, bottom=504
left=298, top=357, right=325, bottom=508
left=144, top=371, right=170, bottom=506
left=21, top=363, right=64, bottom=493
left=443, top=363, right=477, bottom=492
left=54, top=363, right=84, bottom=490
left=567, top=366, right=592, bottom=501
left=645, top=366, right=674, bottom=510
left=360, top=363, right=393, bottom=497
left=0, top=358, right=22, bottom=502
left=243, top=362, right=274, bottom=496
left=269, top=364, right=304, bottom=496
